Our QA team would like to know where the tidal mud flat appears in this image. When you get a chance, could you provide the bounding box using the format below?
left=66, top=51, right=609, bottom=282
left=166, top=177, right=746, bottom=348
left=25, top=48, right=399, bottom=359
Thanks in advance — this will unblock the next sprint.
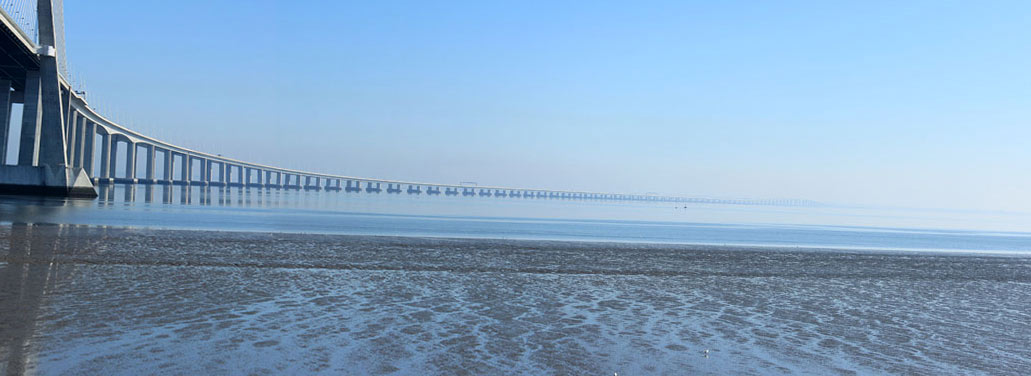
left=1, top=224, right=1029, bottom=375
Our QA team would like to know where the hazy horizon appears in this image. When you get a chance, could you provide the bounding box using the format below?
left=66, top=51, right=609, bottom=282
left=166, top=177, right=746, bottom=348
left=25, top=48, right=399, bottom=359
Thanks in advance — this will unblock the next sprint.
left=29, top=0, right=1031, bottom=212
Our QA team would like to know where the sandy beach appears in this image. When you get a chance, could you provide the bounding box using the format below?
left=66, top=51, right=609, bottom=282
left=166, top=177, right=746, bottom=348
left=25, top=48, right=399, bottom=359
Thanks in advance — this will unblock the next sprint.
left=2, top=224, right=1030, bottom=374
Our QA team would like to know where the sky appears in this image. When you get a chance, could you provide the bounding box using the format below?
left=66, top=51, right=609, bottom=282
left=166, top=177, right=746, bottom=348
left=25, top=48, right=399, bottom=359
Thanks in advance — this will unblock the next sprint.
left=50, top=0, right=1031, bottom=212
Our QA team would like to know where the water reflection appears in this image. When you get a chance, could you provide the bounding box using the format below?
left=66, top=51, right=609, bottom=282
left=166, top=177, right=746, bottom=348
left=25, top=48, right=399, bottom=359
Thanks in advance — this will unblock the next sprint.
left=94, top=184, right=285, bottom=207
left=92, top=183, right=620, bottom=208
left=88, top=183, right=443, bottom=213
left=2, top=184, right=359, bottom=224
left=0, top=224, right=81, bottom=375
left=92, top=183, right=353, bottom=209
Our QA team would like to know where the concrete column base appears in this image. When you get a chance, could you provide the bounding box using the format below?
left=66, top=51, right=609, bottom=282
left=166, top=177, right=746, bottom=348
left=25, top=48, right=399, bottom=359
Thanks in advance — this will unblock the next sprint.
left=0, top=165, right=98, bottom=198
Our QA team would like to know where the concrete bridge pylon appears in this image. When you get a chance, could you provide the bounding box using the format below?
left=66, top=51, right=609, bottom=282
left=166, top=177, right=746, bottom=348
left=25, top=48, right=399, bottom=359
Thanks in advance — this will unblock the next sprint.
left=0, top=0, right=95, bottom=197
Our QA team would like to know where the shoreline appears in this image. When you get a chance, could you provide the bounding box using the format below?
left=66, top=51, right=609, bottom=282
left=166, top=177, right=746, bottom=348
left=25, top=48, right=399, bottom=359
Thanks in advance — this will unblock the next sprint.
left=2, top=224, right=1030, bottom=282
left=1, top=222, right=1028, bottom=258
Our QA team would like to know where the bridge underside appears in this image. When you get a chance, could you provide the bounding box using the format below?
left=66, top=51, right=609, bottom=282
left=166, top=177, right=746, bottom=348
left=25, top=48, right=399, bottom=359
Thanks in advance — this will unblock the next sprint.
left=0, top=15, right=38, bottom=94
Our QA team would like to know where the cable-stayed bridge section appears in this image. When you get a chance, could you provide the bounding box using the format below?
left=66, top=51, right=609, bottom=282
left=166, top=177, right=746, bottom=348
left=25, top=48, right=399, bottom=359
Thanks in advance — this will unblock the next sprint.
left=0, top=1, right=816, bottom=207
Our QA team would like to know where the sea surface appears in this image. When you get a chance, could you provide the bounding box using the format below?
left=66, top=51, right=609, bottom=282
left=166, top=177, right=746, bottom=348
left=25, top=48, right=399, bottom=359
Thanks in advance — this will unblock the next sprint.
left=1, top=184, right=1030, bottom=375
left=1, top=184, right=1030, bottom=254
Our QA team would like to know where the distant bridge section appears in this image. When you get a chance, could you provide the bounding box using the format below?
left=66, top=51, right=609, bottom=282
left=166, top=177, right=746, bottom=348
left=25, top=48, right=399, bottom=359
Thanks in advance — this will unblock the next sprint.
left=0, top=1, right=819, bottom=207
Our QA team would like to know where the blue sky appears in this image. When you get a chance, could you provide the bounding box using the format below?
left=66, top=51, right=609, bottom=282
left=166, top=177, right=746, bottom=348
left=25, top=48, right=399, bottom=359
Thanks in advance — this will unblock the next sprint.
left=58, top=0, right=1031, bottom=211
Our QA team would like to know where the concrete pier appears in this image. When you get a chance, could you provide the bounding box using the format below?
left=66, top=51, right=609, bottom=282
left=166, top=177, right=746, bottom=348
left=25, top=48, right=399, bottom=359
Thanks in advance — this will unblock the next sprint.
left=0, top=164, right=96, bottom=197
left=162, top=149, right=173, bottom=184
left=74, top=117, right=86, bottom=168
left=83, top=121, right=95, bottom=174
left=144, top=144, right=156, bottom=184
left=120, top=139, right=136, bottom=183
left=0, top=79, right=11, bottom=163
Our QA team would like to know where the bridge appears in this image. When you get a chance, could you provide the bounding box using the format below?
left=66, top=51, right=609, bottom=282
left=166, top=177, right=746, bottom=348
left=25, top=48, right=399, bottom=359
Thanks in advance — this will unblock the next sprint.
left=0, top=1, right=816, bottom=207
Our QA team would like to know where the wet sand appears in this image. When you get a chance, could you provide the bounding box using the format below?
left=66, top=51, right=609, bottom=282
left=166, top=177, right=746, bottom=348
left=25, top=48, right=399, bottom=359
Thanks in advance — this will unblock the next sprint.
left=1, top=224, right=1030, bottom=375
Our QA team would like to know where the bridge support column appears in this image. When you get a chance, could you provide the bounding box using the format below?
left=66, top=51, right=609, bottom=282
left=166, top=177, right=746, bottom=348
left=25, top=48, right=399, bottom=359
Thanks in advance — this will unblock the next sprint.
left=74, top=117, right=87, bottom=169
left=0, top=79, right=11, bottom=165
left=98, top=133, right=111, bottom=179
left=123, top=140, right=136, bottom=182
left=181, top=155, right=192, bottom=183
left=145, top=144, right=156, bottom=183
left=35, top=27, right=68, bottom=168
left=185, top=156, right=194, bottom=183
left=161, top=149, right=172, bottom=183
left=223, top=164, right=230, bottom=185
left=17, top=71, right=41, bottom=166
left=66, top=111, right=77, bottom=166
left=108, top=136, right=122, bottom=180
left=203, top=159, right=212, bottom=184
left=83, top=122, right=96, bottom=175
left=208, top=160, right=215, bottom=184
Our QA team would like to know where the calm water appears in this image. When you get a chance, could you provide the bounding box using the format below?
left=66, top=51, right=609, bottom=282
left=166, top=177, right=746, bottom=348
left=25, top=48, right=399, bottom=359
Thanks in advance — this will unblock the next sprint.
left=2, top=185, right=1031, bottom=375
left=1, top=184, right=1030, bottom=254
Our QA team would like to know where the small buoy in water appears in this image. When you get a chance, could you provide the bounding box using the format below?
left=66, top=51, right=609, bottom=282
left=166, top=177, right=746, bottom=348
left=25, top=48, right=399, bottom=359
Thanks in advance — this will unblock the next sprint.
left=704, top=349, right=709, bottom=358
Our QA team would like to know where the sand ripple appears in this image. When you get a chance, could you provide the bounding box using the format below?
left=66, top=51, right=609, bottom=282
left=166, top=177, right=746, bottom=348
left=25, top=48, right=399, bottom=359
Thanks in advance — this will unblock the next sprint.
left=1, top=225, right=1030, bottom=375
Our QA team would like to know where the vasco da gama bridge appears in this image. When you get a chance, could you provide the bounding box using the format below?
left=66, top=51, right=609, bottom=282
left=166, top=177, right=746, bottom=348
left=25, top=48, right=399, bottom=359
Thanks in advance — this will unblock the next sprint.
left=0, top=1, right=814, bottom=206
